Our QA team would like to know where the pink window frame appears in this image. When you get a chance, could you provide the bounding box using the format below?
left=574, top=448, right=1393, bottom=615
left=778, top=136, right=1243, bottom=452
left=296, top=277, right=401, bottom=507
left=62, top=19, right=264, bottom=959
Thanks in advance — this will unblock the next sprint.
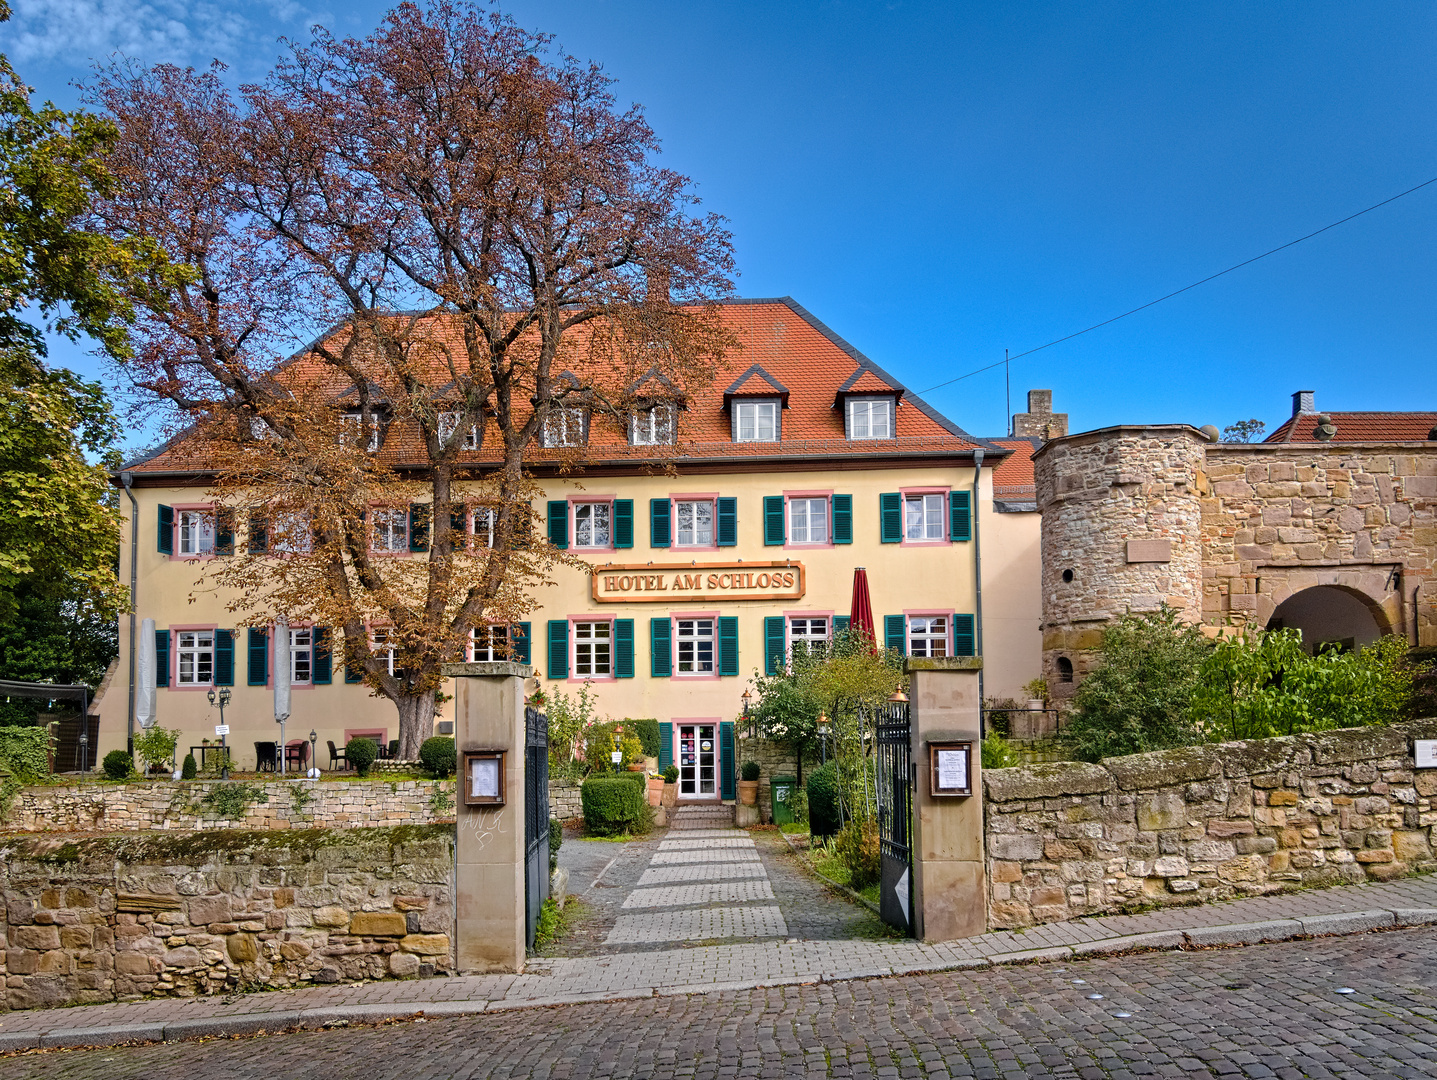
left=367, top=505, right=410, bottom=557
left=467, top=622, right=513, bottom=662
left=568, top=614, right=616, bottom=683
left=568, top=494, right=617, bottom=554
left=784, top=609, right=836, bottom=649
left=168, top=622, right=220, bottom=690
left=669, top=611, right=721, bottom=680
left=170, top=502, right=218, bottom=561
left=903, top=608, right=955, bottom=657
left=898, top=486, right=951, bottom=547
left=783, top=489, right=835, bottom=550
left=669, top=492, right=720, bottom=552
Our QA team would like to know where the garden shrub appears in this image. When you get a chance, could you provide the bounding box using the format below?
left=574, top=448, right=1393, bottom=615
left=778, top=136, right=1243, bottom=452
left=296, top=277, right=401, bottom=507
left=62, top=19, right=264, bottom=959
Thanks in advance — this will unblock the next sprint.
left=662, top=764, right=679, bottom=784
left=806, top=762, right=840, bottom=838
left=580, top=775, right=649, bottom=836
left=134, top=725, right=180, bottom=775
left=618, top=768, right=647, bottom=792
left=419, top=736, right=456, bottom=777
left=102, top=749, right=132, bottom=780
left=181, top=753, right=197, bottom=780
left=549, top=818, right=562, bottom=871
left=833, top=817, right=881, bottom=889
left=741, top=760, right=760, bottom=782
left=981, top=732, right=1018, bottom=770
left=631, top=718, right=661, bottom=758
left=0, top=725, right=52, bottom=779
left=346, top=737, right=378, bottom=777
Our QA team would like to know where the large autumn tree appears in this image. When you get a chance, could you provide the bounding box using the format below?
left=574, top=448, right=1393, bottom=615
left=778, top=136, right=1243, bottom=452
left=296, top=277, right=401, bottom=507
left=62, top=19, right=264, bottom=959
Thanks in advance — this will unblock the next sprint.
left=90, top=1, right=736, bottom=755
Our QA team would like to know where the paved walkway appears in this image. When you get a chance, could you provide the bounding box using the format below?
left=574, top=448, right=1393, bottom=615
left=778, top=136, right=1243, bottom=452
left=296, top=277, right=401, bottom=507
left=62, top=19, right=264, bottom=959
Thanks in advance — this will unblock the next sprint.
left=3, top=853, right=1437, bottom=1052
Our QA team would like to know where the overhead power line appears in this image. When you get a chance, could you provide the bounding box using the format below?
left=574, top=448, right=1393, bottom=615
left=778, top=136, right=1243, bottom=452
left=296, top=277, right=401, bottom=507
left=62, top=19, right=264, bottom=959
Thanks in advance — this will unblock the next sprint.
left=919, top=175, right=1437, bottom=397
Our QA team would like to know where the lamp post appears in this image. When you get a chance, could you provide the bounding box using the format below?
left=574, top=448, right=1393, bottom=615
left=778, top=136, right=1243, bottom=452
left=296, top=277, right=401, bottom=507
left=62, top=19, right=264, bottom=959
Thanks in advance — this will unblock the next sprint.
left=740, top=689, right=753, bottom=737
left=816, top=711, right=831, bottom=765
left=309, top=729, right=318, bottom=776
left=206, top=687, right=231, bottom=779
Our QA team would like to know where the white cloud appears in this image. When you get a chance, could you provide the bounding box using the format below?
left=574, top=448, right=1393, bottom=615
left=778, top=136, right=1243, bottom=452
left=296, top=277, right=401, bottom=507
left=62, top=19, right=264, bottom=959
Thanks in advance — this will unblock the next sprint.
left=6, top=0, right=324, bottom=69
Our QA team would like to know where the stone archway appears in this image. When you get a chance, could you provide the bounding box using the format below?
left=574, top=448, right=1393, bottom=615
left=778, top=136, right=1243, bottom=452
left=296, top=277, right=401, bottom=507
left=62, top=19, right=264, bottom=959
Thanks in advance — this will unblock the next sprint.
left=1254, top=567, right=1402, bottom=651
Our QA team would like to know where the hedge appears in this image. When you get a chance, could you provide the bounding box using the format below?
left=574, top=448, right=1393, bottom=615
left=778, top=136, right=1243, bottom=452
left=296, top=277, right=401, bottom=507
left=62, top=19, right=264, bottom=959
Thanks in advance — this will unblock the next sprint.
left=581, top=776, right=649, bottom=836
left=807, top=762, right=841, bottom=838
left=631, top=718, right=661, bottom=758
left=419, top=736, right=456, bottom=777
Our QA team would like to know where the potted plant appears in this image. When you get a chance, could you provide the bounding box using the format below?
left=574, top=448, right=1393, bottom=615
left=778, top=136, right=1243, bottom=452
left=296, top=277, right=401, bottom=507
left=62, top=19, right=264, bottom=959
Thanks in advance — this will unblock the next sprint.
left=1023, top=676, right=1048, bottom=712
left=738, top=760, right=760, bottom=806
left=646, top=772, right=665, bottom=807
left=661, top=764, right=679, bottom=807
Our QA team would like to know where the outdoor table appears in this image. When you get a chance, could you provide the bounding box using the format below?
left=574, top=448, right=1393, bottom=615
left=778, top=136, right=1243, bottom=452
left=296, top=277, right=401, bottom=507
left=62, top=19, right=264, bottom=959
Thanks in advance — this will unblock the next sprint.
left=188, top=745, right=224, bottom=769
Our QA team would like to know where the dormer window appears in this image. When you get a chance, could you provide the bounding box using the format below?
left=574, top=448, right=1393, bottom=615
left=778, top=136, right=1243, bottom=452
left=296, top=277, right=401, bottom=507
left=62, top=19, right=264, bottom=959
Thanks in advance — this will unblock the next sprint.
left=734, top=400, right=779, bottom=443
left=847, top=397, right=894, bottom=440
left=631, top=404, right=676, bottom=446
left=543, top=406, right=586, bottom=448
left=341, top=409, right=384, bottom=452
left=438, top=411, right=480, bottom=450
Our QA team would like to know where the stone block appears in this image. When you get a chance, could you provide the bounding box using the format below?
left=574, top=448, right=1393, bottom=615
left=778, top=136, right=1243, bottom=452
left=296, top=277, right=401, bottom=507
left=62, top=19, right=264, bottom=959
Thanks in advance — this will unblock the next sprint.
left=226, top=933, right=259, bottom=962
left=5, top=949, right=39, bottom=975
left=1137, top=791, right=1187, bottom=832
left=1107, top=745, right=1221, bottom=789
left=1393, top=831, right=1432, bottom=862
left=1268, top=790, right=1298, bottom=806
left=59, top=926, right=93, bottom=950
left=349, top=912, right=408, bottom=937
left=1297, top=910, right=1395, bottom=937
left=312, top=906, right=351, bottom=928
left=991, top=861, right=1023, bottom=883
left=163, top=946, right=203, bottom=968
left=399, top=933, right=450, bottom=956
left=1184, top=920, right=1302, bottom=947
left=989, top=834, right=1045, bottom=861
left=1207, top=819, right=1255, bottom=838
left=11, top=925, right=60, bottom=951
left=1355, top=849, right=1394, bottom=864
left=983, top=762, right=1113, bottom=801
left=389, top=951, right=420, bottom=977
left=1152, top=855, right=1189, bottom=877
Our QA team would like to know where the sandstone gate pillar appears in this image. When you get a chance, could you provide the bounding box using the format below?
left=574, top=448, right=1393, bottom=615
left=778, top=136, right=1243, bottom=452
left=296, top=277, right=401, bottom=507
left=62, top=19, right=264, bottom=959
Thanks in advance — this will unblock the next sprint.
left=442, top=660, right=533, bottom=973
left=908, top=656, right=987, bottom=941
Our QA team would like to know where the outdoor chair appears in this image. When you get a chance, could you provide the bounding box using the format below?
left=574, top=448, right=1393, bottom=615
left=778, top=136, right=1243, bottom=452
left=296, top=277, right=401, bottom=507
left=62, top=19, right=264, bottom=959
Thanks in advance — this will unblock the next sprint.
left=285, top=740, right=310, bottom=770
left=327, top=740, right=347, bottom=771
left=254, top=741, right=277, bottom=772
left=387, top=739, right=400, bottom=760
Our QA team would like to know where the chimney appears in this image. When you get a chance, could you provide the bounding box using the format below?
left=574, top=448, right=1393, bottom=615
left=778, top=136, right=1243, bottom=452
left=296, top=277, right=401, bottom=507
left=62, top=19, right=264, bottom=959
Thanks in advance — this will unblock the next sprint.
left=1291, top=390, right=1315, bottom=417
left=1012, top=389, right=1068, bottom=440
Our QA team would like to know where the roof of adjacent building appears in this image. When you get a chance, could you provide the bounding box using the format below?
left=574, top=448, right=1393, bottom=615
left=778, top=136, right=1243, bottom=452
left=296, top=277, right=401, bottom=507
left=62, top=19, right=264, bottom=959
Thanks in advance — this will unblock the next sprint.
left=122, top=297, right=1002, bottom=476
left=985, top=437, right=1040, bottom=509
left=1265, top=412, right=1437, bottom=443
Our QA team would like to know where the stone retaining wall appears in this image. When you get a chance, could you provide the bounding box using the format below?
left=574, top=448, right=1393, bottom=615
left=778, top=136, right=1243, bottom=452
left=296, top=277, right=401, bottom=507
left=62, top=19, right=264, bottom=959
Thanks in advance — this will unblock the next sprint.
left=984, top=718, right=1437, bottom=930
left=0, top=826, right=454, bottom=1011
left=550, top=778, right=583, bottom=820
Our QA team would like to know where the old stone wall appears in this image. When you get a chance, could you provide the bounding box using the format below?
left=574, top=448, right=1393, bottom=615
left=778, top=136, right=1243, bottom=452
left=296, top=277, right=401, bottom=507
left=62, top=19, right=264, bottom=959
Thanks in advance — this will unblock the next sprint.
left=550, top=778, right=583, bottom=820
left=984, top=719, right=1437, bottom=930
left=0, top=826, right=454, bottom=1011
left=1200, top=444, right=1436, bottom=643
left=737, top=736, right=820, bottom=822
left=1034, top=426, right=1208, bottom=696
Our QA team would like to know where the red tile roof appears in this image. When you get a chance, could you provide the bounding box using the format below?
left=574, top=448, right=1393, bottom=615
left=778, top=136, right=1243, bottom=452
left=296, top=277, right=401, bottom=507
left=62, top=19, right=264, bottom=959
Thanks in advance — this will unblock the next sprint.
left=124, top=298, right=1000, bottom=475
left=989, top=438, right=1039, bottom=500
left=1265, top=412, right=1437, bottom=443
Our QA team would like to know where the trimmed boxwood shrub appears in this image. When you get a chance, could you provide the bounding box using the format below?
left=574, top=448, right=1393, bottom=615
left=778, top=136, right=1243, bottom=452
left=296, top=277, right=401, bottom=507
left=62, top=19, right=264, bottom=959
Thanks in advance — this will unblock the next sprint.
left=662, top=764, right=679, bottom=784
left=419, top=736, right=456, bottom=777
left=346, top=737, right=378, bottom=777
left=741, top=760, right=760, bottom=782
left=807, top=762, right=840, bottom=838
left=581, top=776, right=649, bottom=836
left=102, top=749, right=132, bottom=780
left=181, top=753, right=197, bottom=780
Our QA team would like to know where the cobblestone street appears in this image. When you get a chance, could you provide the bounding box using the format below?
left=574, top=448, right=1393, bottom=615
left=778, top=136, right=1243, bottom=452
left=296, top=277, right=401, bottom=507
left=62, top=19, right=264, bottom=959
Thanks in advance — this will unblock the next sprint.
left=11, top=925, right=1437, bottom=1078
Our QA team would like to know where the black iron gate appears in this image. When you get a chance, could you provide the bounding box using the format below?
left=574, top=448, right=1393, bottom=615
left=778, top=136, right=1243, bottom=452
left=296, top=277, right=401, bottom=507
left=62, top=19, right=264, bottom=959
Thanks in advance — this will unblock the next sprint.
left=524, top=705, right=551, bottom=950
left=874, top=701, right=913, bottom=935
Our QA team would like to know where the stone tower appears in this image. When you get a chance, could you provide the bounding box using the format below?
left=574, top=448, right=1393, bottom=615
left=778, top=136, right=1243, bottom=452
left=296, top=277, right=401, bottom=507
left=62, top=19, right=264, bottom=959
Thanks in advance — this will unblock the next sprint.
left=1012, top=389, right=1068, bottom=441
left=1033, top=426, right=1209, bottom=699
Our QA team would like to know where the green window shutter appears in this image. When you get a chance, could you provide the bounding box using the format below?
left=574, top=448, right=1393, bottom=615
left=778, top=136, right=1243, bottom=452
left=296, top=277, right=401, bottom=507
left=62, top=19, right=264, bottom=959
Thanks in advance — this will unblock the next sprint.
left=512, top=622, right=532, bottom=665
left=157, top=505, right=174, bottom=554
left=247, top=509, right=268, bottom=554
left=546, top=620, right=569, bottom=680
left=247, top=628, right=268, bottom=685
left=650, top=499, right=671, bottom=547
left=763, top=495, right=785, bottom=545
left=613, top=499, right=634, bottom=549
left=450, top=506, right=467, bottom=534
left=650, top=617, right=672, bottom=677
left=215, top=509, right=234, bottom=555
left=312, top=627, right=332, bottom=684
left=954, top=614, right=976, bottom=657
left=658, top=722, right=673, bottom=771
left=155, top=629, right=170, bottom=687
left=832, top=494, right=853, bottom=544
left=718, top=616, right=739, bottom=676
left=833, top=615, right=850, bottom=637
left=764, top=616, right=786, bottom=676
left=614, top=618, right=635, bottom=677
left=547, top=500, right=568, bottom=549
left=408, top=504, right=430, bottom=551
left=345, top=644, right=364, bottom=683
left=950, top=490, right=972, bottom=542
left=884, top=614, right=907, bottom=656
left=214, top=629, right=234, bottom=686
left=716, top=497, right=738, bottom=546
left=880, top=493, right=902, bottom=543
left=720, top=721, right=736, bottom=800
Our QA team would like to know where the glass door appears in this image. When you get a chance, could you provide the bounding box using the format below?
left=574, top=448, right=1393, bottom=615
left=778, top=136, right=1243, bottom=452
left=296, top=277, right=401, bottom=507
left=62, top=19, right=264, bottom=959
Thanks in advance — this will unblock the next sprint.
left=678, top=724, right=718, bottom=799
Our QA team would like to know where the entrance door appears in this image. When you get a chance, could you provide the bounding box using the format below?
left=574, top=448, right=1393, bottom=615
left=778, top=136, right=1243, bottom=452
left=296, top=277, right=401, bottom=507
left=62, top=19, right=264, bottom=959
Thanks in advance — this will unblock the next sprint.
left=678, top=723, right=718, bottom=799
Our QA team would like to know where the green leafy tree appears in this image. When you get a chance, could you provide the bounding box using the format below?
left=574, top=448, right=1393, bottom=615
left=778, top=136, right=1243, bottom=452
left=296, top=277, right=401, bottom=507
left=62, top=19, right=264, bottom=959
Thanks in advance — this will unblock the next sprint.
left=1222, top=419, right=1266, bottom=443
left=0, top=3, right=172, bottom=637
left=1064, top=605, right=1212, bottom=762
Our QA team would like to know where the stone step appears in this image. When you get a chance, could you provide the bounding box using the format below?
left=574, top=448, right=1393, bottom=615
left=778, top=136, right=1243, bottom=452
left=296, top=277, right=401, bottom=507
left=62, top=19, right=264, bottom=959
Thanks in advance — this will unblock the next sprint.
left=668, top=803, right=736, bottom=829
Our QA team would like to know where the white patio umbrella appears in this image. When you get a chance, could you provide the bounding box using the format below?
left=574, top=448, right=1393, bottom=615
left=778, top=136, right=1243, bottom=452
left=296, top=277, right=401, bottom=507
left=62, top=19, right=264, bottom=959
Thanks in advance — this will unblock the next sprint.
left=274, top=618, right=291, bottom=775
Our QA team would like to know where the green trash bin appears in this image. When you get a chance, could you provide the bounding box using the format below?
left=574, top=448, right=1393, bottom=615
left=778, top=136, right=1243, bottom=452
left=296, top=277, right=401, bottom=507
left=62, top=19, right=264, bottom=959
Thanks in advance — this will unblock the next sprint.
left=771, top=775, right=796, bottom=826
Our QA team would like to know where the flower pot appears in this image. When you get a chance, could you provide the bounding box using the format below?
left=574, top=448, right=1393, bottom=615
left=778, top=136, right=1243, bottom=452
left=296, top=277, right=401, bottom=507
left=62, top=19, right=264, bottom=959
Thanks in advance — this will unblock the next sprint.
left=738, top=779, right=759, bottom=806
left=626, top=762, right=645, bottom=772
left=1026, top=699, right=1045, bottom=711
left=661, top=781, right=678, bottom=808
left=646, top=776, right=664, bottom=807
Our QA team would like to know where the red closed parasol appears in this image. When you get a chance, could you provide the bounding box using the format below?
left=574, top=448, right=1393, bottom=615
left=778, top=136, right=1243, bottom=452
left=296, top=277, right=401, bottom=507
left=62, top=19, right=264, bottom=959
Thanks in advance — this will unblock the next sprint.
left=849, top=566, right=875, bottom=649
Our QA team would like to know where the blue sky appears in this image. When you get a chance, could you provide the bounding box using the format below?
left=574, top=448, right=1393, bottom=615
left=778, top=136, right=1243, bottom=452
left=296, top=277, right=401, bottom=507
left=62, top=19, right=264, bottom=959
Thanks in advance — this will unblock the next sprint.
left=7, top=0, right=1435, bottom=447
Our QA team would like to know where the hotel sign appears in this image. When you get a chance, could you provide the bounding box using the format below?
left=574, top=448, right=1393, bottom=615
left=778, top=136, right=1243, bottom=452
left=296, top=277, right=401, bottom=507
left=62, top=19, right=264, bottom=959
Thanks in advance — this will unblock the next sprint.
left=592, top=560, right=805, bottom=604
